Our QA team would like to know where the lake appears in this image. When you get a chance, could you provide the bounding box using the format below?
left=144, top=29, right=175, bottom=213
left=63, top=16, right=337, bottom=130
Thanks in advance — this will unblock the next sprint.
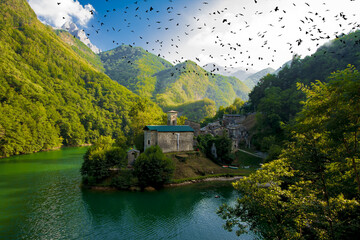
left=0, top=147, right=256, bottom=239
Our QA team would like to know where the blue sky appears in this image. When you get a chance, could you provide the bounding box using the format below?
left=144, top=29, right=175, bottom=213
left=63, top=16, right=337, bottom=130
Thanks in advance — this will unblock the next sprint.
left=29, top=0, right=360, bottom=71
left=77, top=0, right=201, bottom=52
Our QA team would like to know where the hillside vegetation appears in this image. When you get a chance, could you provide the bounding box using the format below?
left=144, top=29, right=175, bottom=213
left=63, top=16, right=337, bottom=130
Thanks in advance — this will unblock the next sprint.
left=55, top=29, right=104, bottom=72
left=0, top=0, right=165, bottom=157
left=99, top=46, right=250, bottom=120
left=163, top=98, right=216, bottom=123
left=246, top=30, right=360, bottom=156
left=99, top=46, right=173, bottom=99
left=154, top=60, right=250, bottom=108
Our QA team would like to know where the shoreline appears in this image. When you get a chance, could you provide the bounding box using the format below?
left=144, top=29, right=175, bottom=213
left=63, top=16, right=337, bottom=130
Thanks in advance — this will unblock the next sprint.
left=85, top=176, right=243, bottom=191
left=0, top=144, right=91, bottom=159
left=164, top=176, right=243, bottom=187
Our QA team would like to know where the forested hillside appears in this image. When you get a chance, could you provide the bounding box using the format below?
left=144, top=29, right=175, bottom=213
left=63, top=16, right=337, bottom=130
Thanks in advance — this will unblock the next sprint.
left=154, top=60, right=249, bottom=108
left=220, top=66, right=360, bottom=239
left=163, top=98, right=217, bottom=122
left=246, top=30, right=360, bottom=156
left=99, top=45, right=173, bottom=99
left=55, top=29, right=104, bottom=72
left=0, top=0, right=165, bottom=157
left=99, top=46, right=249, bottom=120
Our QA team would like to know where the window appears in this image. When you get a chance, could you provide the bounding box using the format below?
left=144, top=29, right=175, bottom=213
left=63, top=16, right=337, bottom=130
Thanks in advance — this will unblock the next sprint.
left=148, top=140, right=150, bottom=145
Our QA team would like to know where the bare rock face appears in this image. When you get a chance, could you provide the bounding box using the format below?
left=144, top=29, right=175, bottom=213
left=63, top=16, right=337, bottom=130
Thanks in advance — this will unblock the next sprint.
left=61, top=21, right=100, bottom=54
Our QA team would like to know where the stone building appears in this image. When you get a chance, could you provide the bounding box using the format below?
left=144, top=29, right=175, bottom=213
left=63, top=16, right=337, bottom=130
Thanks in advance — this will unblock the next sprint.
left=200, top=113, right=255, bottom=151
left=222, top=114, right=246, bottom=127
left=144, top=111, right=194, bottom=153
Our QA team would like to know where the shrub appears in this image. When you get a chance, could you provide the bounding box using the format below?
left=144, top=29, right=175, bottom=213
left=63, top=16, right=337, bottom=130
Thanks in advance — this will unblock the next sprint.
left=133, top=145, right=175, bottom=188
left=81, top=136, right=127, bottom=183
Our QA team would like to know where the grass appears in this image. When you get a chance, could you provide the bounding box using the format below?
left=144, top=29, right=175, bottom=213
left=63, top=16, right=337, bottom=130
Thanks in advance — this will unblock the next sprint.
left=88, top=150, right=263, bottom=190
left=169, top=173, right=245, bottom=184
left=233, top=150, right=263, bottom=168
left=167, top=151, right=260, bottom=181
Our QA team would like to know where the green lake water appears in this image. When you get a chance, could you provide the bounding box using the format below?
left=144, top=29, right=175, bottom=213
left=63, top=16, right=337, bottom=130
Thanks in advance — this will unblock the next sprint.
left=0, top=147, right=256, bottom=239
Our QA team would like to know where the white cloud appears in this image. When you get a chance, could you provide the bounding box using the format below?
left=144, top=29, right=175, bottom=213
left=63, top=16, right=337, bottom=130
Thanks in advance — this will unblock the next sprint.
left=28, top=0, right=95, bottom=28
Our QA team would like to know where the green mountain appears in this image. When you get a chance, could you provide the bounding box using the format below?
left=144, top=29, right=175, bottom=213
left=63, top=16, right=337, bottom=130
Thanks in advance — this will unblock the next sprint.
left=243, top=67, right=275, bottom=89
left=99, top=46, right=173, bottom=99
left=163, top=98, right=217, bottom=122
left=0, top=0, right=165, bottom=157
left=55, top=29, right=104, bottom=72
left=153, top=60, right=250, bottom=108
left=99, top=46, right=250, bottom=120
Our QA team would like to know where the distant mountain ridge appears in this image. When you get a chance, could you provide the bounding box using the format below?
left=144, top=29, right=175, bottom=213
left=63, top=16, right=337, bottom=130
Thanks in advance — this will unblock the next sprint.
left=202, top=62, right=275, bottom=89
left=203, top=62, right=256, bottom=79
left=100, top=46, right=250, bottom=110
left=99, top=46, right=173, bottom=99
left=243, top=67, right=275, bottom=89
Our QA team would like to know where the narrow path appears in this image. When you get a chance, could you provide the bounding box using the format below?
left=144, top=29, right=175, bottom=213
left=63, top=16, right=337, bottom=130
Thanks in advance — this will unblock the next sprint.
left=237, top=149, right=265, bottom=159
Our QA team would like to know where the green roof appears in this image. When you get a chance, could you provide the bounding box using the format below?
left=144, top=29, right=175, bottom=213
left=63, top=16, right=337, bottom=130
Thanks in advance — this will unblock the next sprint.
left=144, top=125, right=194, bottom=132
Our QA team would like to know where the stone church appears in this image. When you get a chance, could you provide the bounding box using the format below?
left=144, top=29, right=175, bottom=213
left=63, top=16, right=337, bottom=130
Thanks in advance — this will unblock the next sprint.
left=143, top=111, right=194, bottom=153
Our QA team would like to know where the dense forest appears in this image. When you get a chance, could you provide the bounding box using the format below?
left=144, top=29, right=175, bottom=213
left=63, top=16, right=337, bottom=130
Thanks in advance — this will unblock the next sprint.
left=0, top=0, right=165, bottom=157
left=219, top=66, right=360, bottom=239
left=55, top=30, right=105, bottom=72
left=215, top=32, right=360, bottom=239
left=244, top=31, right=360, bottom=159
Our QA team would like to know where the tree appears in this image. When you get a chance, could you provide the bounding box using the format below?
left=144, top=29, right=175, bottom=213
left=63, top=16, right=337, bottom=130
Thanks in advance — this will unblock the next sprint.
left=218, top=66, right=360, bottom=239
left=133, top=145, right=174, bottom=188
left=81, top=136, right=126, bottom=183
left=197, top=134, right=233, bottom=164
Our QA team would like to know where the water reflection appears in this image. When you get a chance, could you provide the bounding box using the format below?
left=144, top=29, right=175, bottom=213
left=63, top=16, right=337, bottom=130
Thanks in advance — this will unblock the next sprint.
left=81, top=183, right=254, bottom=240
left=0, top=148, right=256, bottom=240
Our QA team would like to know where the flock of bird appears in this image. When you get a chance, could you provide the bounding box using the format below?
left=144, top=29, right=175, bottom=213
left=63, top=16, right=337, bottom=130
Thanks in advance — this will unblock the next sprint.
left=58, top=0, right=360, bottom=76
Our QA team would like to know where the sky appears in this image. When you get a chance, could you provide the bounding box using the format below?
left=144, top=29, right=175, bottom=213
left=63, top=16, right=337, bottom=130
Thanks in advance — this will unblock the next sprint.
left=28, top=0, right=360, bottom=72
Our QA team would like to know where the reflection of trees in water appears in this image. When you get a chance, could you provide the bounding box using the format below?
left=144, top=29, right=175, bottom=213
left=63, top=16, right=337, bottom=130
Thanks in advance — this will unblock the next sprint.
left=81, top=183, right=236, bottom=238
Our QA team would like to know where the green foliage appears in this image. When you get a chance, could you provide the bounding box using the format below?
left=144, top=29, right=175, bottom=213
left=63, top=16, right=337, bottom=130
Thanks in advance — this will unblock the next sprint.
left=111, top=170, right=138, bottom=189
left=99, top=45, right=172, bottom=99
left=218, top=66, right=360, bottom=239
left=100, top=49, right=249, bottom=120
left=54, top=30, right=104, bottom=72
left=134, top=132, right=145, bottom=153
left=154, top=61, right=249, bottom=108
left=0, top=0, right=164, bottom=157
left=196, top=134, right=214, bottom=153
left=81, top=136, right=127, bottom=183
left=201, top=98, right=245, bottom=127
left=164, top=98, right=217, bottom=122
left=133, top=145, right=175, bottom=188
left=248, top=31, right=360, bottom=151
left=197, top=134, right=233, bottom=164
left=128, top=98, right=166, bottom=143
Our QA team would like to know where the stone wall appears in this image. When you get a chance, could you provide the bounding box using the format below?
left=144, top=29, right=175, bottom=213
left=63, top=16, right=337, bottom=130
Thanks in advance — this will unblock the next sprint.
left=144, top=130, right=158, bottom=150
left=157, top=132, right=194, bottom=153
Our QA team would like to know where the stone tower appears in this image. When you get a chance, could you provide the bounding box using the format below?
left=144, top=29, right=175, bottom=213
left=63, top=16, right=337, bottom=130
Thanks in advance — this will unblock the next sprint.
left=167, top=110, right=178, bottom=126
